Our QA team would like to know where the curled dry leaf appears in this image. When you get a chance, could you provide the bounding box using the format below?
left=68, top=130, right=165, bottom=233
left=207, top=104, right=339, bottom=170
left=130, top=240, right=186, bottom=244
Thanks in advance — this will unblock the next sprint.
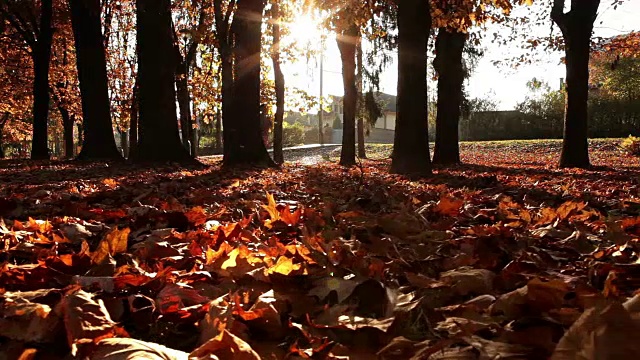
left=439, top=267, right=496, bottom=296
left=91, top=227, right=131, bottom=265
left=0, top=293, right=61, bottom=343
left=189, top=329, right=260, bottom=360
left=61, top=289, right=120, bottom=355
left=551, top=301, right=640, bottom=360
left=89, top=337, right=189, bottom=360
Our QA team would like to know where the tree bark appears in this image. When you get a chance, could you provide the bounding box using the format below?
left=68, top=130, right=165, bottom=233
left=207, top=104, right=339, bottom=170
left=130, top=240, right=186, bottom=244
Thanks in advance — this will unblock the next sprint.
left=390, top=0, right=432, bottom=176
left=176, top=63, right=192, bottom=153
left=337, top=25, right=359, bottom=167
left=432, top=28, right=466, bottom=165
left=134, top=0, right=192, bottom=162
left=271, top=1, right=284, bottom=164
left=223, top=0, right=274, bottom=167
left=0, top=113, right=8, bottom=159
left=215, top=110, right=222, bottom=152
left=356, top=36, right=366, bottom=159
left=30, top=0, right=54, bottom=160
left=70, top=0, right=123, bottom=161
left=213, top=0, right=235, bottom=160
left=129, top=80, right=138, bottom=159
left=552, top=0, right=599, bottom=168
left=58, top=104, right=74, bottom=159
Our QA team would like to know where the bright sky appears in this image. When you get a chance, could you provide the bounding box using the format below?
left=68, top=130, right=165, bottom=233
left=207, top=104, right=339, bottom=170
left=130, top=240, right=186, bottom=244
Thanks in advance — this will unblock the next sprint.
left=281, top=1, right=640, bottom=111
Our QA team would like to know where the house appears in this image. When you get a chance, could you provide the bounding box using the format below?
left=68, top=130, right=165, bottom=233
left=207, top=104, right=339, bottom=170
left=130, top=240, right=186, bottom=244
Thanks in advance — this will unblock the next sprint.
left=327, top=92, right=398, bottom=144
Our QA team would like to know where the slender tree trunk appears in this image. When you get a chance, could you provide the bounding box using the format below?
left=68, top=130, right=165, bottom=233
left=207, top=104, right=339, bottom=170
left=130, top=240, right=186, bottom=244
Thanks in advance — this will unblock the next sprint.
left=224, top=0, right=274, bottom=167
left=271, top=1, right=284, bottom=164
left=134, top=0, right=192, bottom=162
left=552, top=0, right=599, bottom=168
left=129, top=80, right=138, bottom=159
left=215, top=110, right=222, bottom=152
left=0, top=114, right=7, bottom=159
left=433, top=28, right=466, bottom=165
left=58, top=104, right=74, bottom=159
left=391, top=0, right=432, bottom=175
left=31, top=0, right=54, bottom=160
left=220, top=52, right=233, bottom=158
left=176, top=60, right=192, bottom=153
left=70, top=0, right=122, bottom=161
left=76, top=122, right=83, bottom=153
left=120, top=128, right=129, bottom=157
left=356, top=37, right=366, bottom=159
left=337, top=25, right=359, bottom=167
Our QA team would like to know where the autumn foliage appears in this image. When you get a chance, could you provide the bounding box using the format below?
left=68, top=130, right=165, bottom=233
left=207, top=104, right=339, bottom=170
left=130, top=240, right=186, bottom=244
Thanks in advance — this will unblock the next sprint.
left=0, top=140, right=640, bottom=358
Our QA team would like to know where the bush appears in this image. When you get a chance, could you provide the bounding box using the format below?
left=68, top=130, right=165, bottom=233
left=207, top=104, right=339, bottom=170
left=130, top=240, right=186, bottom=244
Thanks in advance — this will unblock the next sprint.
left=332, top=115, right=342, bottom=129
left=621, top=135, right=640, bottom=156
left=282, top=121, right=305, bottom=147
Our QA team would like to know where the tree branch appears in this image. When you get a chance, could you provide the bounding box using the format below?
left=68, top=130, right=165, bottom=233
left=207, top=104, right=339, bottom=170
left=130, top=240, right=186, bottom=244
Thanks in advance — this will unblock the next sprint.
left=551, top=0, right=568, bottom=33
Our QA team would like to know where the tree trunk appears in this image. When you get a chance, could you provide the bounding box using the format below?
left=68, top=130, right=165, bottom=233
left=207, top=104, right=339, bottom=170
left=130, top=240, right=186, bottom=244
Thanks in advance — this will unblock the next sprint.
left=356, top=37, right=366, bottom=159
left=134, top=0, right=192, bottom=162
left=337, top=25, right=359, bottom=167
left=271, top=1, right=284, bottom=164
left=432, top=28, right=466, bottom=165
left=76, top=122, right=83, bottom=154
left=176, top=60, right=192, bottom=153
left=223, top=0, right=274, bottom=167
left=70, top=0, right=122, bottom=161
left=58, top=104, right=74, bottom=159
left=215, top=109, right=222, bottom=152
left=30, top=0, right=54, bottom=160
left=120, top=128, right=129, bottom=158
left=552, top=0, right=599, bottom=168
left=0, top=113, right=7, bottom=159
left=220, top=52, right=233, bottom=158
left=390, top=0, right=432, bottom=176
left=129, top=80, right=138, bottom=159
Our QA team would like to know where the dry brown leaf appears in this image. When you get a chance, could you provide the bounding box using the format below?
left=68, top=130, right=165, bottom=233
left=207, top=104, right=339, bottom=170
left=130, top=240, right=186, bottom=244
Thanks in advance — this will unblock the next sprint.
left=61, top=289, right=120, bottom=355
left=189, top=329, right=260, bottom=360
left=551, top=301, right=640, bottom=360
left=0, top=296, right=60, bottom=343
left=440, top=267, right=495, bottom=296
left=89, top=337, right=189, bottom=360
left=91, top=227, right=130, bottom=265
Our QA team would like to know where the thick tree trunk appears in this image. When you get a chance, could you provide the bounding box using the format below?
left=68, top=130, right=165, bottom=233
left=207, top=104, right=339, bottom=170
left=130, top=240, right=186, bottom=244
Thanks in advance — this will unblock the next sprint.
left=432, top=28, right=466, bottom=165
left=559, top=30, right=591, bottom=168
left=70, top=0, right=122, bottom=161
left=129, top=80, right=138, bottom=159
left=223, top=0, right=274, bottom=167
left=176, top=61, right=192, bottom=153
left=30, top=0, right=54, bottom=160
left=58, top=104, right=74, bottom=159
left=356, top=37, right=366, bottom=159
left=552, top=0, right=599, bottom=168
left=390, top=0, right=432, bottom=175
left=337, top=25, right=359, bottom=167
left=271, top=1, right=284, bottom=164
left=134, top=0, right=192, bottom=162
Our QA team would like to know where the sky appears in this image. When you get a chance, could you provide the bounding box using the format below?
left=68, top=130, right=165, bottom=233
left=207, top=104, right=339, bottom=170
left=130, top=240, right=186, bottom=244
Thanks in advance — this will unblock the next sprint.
left=281, top=1, right=640, bottom=111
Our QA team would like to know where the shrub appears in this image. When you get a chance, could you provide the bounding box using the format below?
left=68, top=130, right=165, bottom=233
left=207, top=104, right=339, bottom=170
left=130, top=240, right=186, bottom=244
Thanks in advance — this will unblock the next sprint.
left=621, top=135, right=640, bottom=156
left=282, top=121, right=305, bottom=147
left=332, top=115, right=342, bottom=129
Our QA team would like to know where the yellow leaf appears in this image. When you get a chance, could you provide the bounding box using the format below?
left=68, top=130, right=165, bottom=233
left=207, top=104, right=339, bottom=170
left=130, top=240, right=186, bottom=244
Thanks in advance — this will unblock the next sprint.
left=261, top=192, right=280, bottom=221
left=91, top=227, right=130, bottom=264
left=221, top=248, right=239, bottom=270
left=268, top=256, right=300, bottom=276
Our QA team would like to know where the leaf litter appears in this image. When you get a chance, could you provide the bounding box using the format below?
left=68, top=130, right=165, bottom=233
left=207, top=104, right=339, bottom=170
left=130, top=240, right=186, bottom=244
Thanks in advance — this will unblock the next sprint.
left=1, top=140, right=640, bottom=358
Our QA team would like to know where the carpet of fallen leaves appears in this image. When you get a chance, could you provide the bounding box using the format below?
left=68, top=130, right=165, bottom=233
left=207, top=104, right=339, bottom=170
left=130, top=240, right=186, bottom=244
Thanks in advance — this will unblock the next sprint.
left=2, top=139, right=640, bottom=359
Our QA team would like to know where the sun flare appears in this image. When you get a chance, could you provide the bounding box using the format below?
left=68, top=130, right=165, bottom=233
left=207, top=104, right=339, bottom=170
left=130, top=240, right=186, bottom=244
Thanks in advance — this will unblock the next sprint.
left=287, top=12, right=324, bottom=47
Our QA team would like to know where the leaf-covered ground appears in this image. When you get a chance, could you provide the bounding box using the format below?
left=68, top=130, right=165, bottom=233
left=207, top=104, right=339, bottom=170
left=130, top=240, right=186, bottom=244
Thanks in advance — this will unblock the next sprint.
left=2, top=139, right=640, bottom=359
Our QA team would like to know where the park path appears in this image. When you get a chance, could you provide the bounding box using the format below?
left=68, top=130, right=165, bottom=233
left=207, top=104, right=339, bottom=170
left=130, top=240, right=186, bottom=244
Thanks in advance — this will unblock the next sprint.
left=199, top=144, right=341, bottom=165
